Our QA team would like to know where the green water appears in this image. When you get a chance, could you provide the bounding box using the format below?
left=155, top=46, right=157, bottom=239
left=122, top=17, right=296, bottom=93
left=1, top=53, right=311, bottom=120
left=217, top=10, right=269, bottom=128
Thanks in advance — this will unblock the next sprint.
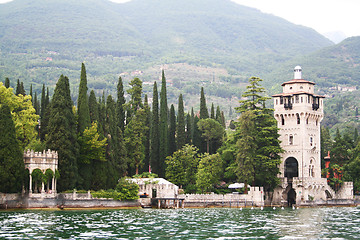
left=0, top=207, right=359, bottom=239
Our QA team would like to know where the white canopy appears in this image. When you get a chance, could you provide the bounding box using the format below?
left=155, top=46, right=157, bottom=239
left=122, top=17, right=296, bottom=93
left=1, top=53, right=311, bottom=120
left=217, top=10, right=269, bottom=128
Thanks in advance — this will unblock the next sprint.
left=228, top=183, right=245, bottom=189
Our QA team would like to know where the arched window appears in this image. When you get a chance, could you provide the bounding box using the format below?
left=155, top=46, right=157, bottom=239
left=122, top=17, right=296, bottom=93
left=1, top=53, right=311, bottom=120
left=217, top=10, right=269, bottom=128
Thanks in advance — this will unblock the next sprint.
left=289, top=135, right=293, bottom=145
left=281, top=115, right=285, bottom=125
left=296, top=113, right=300, bottom=124
left=285, top=157, right=299, bottom=178
left=310, top=137, right=313, bottom=146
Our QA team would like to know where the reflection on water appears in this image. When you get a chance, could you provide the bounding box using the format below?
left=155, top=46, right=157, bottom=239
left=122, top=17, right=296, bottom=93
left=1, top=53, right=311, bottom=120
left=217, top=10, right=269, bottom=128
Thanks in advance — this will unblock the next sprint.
left=0, top=207, right=359, bottom=239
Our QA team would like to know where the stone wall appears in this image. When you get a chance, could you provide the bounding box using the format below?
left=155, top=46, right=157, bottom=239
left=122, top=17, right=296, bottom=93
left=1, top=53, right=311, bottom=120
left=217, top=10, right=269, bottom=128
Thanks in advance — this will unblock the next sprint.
left=179, top=187, right=265, bottom=207
left=0, top=193, right=140, bottom=209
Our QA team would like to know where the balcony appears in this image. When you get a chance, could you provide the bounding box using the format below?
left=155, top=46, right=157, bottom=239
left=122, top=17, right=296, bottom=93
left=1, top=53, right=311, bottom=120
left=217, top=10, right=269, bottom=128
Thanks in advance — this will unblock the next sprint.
left=284, top=103, right=292, bottom=110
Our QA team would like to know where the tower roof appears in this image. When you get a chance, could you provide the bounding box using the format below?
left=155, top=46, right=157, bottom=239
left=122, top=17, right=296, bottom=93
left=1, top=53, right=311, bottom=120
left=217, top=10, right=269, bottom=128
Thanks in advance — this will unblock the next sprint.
left=281, top=79, right=315, bottom=86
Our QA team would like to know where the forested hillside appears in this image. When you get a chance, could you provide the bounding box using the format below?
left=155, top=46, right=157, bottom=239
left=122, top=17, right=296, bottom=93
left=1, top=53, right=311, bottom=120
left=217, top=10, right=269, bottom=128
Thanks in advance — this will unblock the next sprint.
left=0, top=0, right=332, bottom=110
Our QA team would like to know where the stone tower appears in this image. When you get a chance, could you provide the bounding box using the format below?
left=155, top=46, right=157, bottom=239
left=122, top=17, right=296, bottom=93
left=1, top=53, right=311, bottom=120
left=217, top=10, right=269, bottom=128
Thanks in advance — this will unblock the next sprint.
left=271, top=66, right=345, bottom=206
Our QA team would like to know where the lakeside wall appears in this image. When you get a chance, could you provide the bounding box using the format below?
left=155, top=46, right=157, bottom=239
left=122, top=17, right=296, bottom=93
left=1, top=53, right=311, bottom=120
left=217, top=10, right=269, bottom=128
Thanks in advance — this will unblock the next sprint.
left=179, top=187, right=265, bottom=207
left=0, top=192, right=140, bottom=209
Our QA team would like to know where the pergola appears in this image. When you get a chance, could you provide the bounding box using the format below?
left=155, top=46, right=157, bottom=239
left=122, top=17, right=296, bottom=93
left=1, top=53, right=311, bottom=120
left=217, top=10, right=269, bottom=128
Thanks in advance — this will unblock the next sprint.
left=23, top=149, right=58, bottom=196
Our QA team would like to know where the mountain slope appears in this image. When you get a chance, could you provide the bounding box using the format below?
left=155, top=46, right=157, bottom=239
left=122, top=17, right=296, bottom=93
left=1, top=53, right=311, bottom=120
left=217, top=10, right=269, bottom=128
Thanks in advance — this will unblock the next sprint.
left=0, top=0, right=333, bottom=106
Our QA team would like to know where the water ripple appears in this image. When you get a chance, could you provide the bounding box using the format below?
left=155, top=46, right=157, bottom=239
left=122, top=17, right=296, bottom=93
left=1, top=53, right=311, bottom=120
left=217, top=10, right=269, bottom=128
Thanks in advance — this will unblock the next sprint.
left=0, top=207, right=359, bottom=239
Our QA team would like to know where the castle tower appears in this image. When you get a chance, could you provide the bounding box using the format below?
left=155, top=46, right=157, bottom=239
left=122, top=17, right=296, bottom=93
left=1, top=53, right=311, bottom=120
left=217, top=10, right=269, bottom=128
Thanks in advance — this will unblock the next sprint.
left=272, top=66, right=327, bottom=206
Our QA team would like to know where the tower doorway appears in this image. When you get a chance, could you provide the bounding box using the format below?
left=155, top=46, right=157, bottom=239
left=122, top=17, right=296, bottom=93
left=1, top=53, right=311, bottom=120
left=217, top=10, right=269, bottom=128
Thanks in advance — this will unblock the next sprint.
left=285, top=157, right=299, bottom=178
left=287, top=188, right=296, bottom=206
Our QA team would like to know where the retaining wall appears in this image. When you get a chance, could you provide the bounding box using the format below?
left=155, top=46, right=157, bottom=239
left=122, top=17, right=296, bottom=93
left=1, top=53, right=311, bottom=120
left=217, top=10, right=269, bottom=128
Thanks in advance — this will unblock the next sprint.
left=0, top=193, right=140, bottom=209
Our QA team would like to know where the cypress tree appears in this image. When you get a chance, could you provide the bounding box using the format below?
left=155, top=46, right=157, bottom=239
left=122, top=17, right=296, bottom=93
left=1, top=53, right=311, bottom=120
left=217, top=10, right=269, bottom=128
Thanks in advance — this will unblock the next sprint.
left=4, top=78, right=10, bottom=88
left=199, top=87, right=208, bottom=119
left=169, top=104, right=176, bottom=155
left=193, top=115, right=201, bottom=150
left=150, top=82, right=160, bottom=174
left=15, top=79, right=21, bottom=95
left=159, top=70, right=168, bottom=177
left=116, top=76, right=126, bottom=133
left=177, top=94, right=186, bottom=149
left=210, top=103, right=215, bottom=119
left=216, top=106, right=222, bottom=124
left=46, top=75, right=78, bottom=192
left=143, top=94, right=151, bottom=173
left=29, top=84, right=33, bottom=99
left=88, top=90, right=99, bottom=124
left=20, top=82, right=25, bottom=95
left=40, top=86, right=50, bottom=142
left=33, top=92, right=40, bottom=115
left=77, top=63, right=91, bottom=133
left=0, top=104, right=26, bottom=193
left=105, top=95, right=127, bottom=187
left=126, top=77, right=143, bottom=122
left=186, top=112, right=192, bottom=145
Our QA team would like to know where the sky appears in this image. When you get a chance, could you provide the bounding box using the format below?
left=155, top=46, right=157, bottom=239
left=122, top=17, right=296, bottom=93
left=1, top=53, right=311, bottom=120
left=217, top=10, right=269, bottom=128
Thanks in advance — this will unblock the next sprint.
left=0, top=0, right=359, bottom=38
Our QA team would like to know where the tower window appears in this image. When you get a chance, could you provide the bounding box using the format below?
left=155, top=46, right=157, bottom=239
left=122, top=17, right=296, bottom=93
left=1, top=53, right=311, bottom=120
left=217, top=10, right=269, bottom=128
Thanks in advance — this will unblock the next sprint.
left=301, top=97, right=303, bottom=103
left=289, top=135, right=293, bottom=145
left=297, top=113, right=300, bottom=124
left=280, top=97, right=283, bottom=104
left=276, top=99, right=278, bottom=105
left=295, top=96, right=299, bottom=103
left=310, top=137, right=313, bottom=146
left=281, top=115, right=285, bottom=125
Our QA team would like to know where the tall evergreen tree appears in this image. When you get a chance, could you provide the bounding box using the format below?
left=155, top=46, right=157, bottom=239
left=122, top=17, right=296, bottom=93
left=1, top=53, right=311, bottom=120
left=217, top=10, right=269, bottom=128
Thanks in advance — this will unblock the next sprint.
left=88, top=90, right=99, bottom=124
left=150, top=82, right=160, bottom=174
left=186, top=112, right=192, bottom=145
left=4, top=78, right=10, bottom=88
left=105, top=95, right=127, bottom=187
left=40, top=86, right=50, bottom=142
left=216, top=106, right=222, bottom=124
left=143, top=94, right=151, bottom=173
left=235, top=77, right=283, bottom=192
left=29, top=84, right=33, bottom=99
left=177, top=94, right=186, bottom=149
left=0, top=104, right=26, bottom=193
left=125, top=108, right=147, bottom=175
left=210, top=103, right=215, bottom=119
left=169, top=104, right=176, bottom=155
left=46, top=75, right=79, bottom=192
left=77, top=63, right=91, bottom=133
left=159, top=70, right=169, bottom=177
left=15, top=79, right=21, bottom=95
left=33, top=92, right=40, bottom=115
left=116, top=76, right=126, bottom=133
left=199, top=87, right=209, bottom=119
left=126, top=77, right=143, bottom=122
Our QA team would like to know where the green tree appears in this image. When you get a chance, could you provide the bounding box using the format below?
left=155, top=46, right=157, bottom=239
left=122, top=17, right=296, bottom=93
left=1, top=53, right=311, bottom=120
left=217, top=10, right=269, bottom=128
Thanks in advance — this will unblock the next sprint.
left=210, top=103, right=215, bottom=119
left=196, top=153, right=223, bottom=193
left=88, top=90, right=99, bottom=124
left=177, top=94, right=186, bottom=150
left=125, top=109, right=147, bottom=175
left=78, top=122, right=107, bottom=190
left=199, top=87, right=209, bottom=119
left=143, top=94, right=151, bottom=173
left=0, top=104, right=26, bottom=193
left=77, top=63, right=91, bottom=133
left=40, top=85, right=50, bottom=141
left=116, top=76, right=126, bottom=133
left=169, top=104, right=176, bottom=155
left=197, top=118, right=224, bottom=153
left=159, top=70, right=168, bottom=177
left=235, top=77, right=282, bottom=192
left=105, top=95, right=127, bottom=187
left=185, top=112, right=192, bottom=145
left=165, top=144, right=199, bottom=191
left=332, top=129, right=351, bottom=166
left=4, top=78, right=10, bottom=88
left=126, top=77, right=143, bottom=121
left=15, top=79, right=25, bottom=96
left=46, top=75, right=79, bottom=192
left=0, top=82, right=38, bottom=149
left=150, top=82, right=160, bottom=174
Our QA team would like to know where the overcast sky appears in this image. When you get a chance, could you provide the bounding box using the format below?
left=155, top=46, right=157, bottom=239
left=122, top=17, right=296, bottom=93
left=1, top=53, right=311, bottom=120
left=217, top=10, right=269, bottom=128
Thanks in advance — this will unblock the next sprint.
left=0, top=0, right=359, bottom=37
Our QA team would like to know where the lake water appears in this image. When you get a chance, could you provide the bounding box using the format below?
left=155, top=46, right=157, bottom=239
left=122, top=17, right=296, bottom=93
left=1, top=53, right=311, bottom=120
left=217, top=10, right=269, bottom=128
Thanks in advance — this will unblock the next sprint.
left=0, top=207, right=359, bottom=239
